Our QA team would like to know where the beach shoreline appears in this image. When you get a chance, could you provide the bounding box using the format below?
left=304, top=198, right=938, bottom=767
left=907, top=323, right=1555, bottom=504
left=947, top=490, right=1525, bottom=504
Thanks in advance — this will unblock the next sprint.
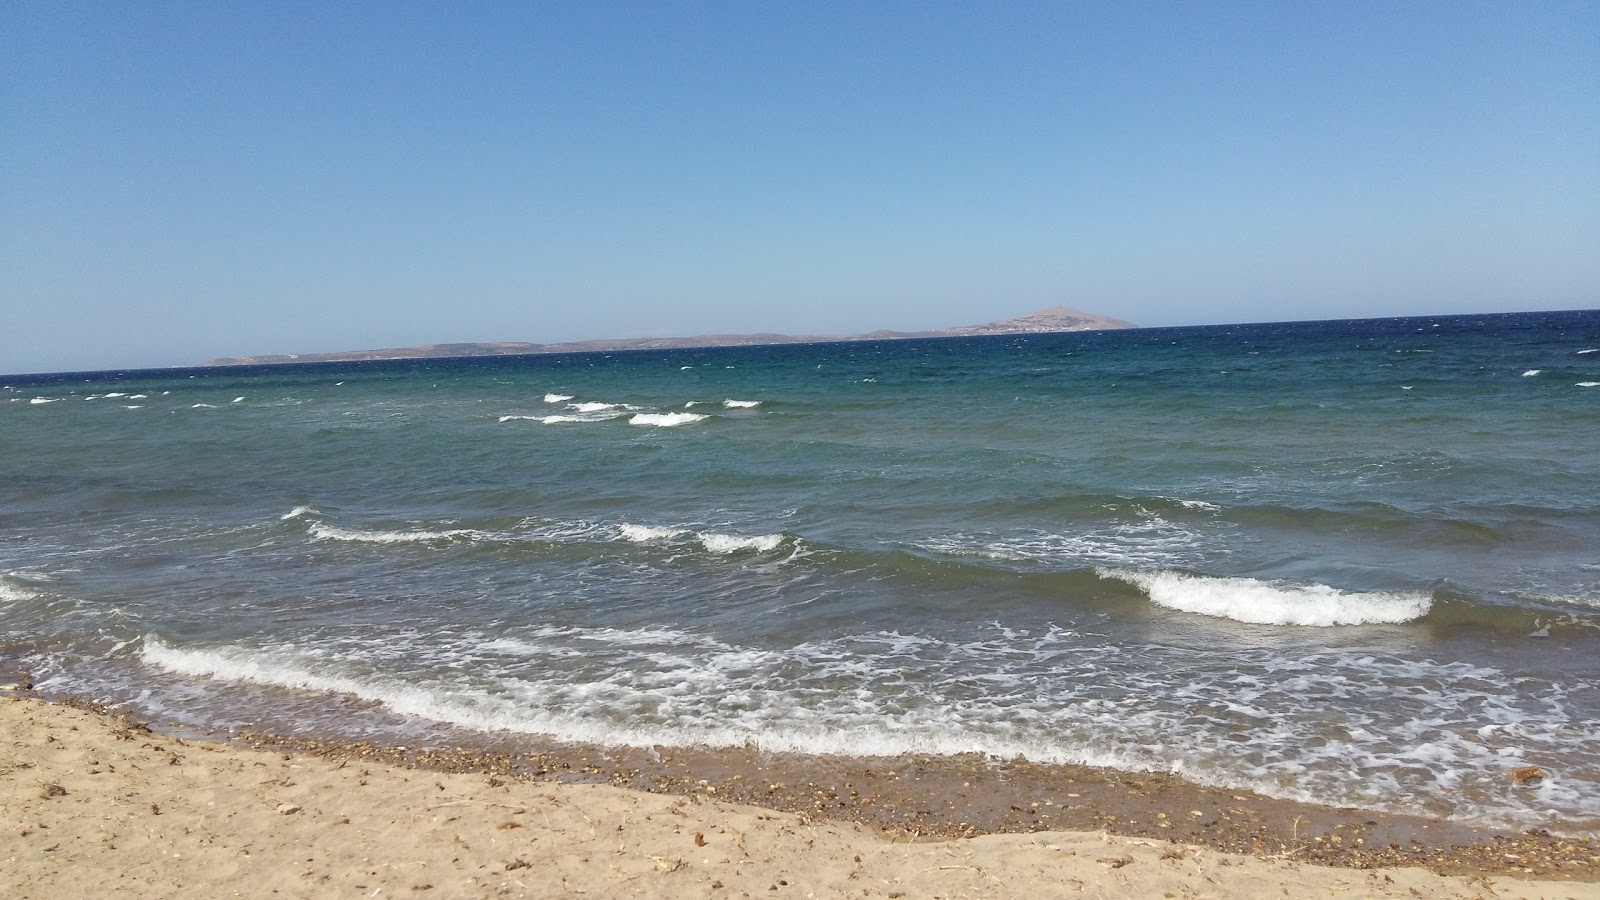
left=4, top=691, right=1596, bottom=898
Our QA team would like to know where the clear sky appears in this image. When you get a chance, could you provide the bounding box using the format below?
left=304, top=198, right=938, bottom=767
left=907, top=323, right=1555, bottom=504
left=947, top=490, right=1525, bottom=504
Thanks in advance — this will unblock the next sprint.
left=3, top=1, right=1597, bottom=374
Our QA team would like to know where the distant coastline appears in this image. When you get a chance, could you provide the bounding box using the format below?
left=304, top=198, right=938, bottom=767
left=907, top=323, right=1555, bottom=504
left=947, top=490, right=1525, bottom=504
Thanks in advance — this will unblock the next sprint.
left=202, top=306, right=1135, bottom=366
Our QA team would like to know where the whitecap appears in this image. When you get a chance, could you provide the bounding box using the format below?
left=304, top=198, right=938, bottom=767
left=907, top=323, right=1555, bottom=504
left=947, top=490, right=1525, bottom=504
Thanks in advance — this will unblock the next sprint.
left=723, top=399, right=761, bottom=409
left=307, top=522, right=477, bottom=544
left=1578, top=349, right=1598, bottom=354
left=1577, top=382, right=1600, bottom=388
left=629, top=412, right=706, bottom=427
left=280, top=506, right=319, bottom=521
left=29, top=398, right=58, bottom=405
left=105, top=392, right=127, bottom=398
left=617, top=524, right=689, bottom=543
left=191, top=403, right=216, bottom=409
left=1166, top=497, right=1220, bottom=511
left=1522, top=370, right=1541, bottom=377
left=569, top=401, right=632, bottom=413
left=1098, top=568, right=1432, bottom=626
left=698, top=532, right=784, bottom=553
left=544, top=393, right=574, bottom=403
left=232, top=397, right=245, bottom=403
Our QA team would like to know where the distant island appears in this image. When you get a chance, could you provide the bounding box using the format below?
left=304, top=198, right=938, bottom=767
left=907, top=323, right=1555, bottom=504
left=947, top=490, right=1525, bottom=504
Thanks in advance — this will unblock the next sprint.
left=202, top=306, right=1135, bottom=366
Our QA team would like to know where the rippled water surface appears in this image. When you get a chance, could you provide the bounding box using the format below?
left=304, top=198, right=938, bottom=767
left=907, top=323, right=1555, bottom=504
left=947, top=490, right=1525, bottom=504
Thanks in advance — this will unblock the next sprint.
left=3, top=310, right=1599, bottom=833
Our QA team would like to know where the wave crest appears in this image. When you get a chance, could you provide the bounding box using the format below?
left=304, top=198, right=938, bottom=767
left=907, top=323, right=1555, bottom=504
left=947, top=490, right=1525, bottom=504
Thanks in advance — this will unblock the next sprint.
left=1098, top=568, right=1433, bottom=626
left=629, top=412, right=707, bottom=427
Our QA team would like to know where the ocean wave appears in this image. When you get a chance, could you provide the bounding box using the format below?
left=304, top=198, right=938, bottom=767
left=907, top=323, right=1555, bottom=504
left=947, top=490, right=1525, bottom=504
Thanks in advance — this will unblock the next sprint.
left=1514, top=591, right=1600, bottom=612
left=617, top=523, right=785, bottom=554
left=0, top=579, right=39, bottom=605
left=1097, top=568, right=1433, bottom=626
left=543, top=393, right=574, bottom=403
left=617, top=524, right=689, bottom=543
left=723, top=399, right=761, bottom=408
left=629, top=412, right=707, bottom=427
left=1522, top=370, right=1541, bottom=377
left=29, top=398, right=58, bottom=404
left=130, top=625, right=1600, bottom=833
left=909, top=518, right=1204, bottom=570
left=283, top=508, right=785, bottom=558
left=500, top=412, right=621, bottom=424
left=1577, top=382, right=1600, bottom=388
left=569, top=401, right=634, bottom=413
left=1161, top=496, right=1220, bottom=511
left=307, top=522, right=479, bottom=544
left=698, top=532, right=785, bottom=554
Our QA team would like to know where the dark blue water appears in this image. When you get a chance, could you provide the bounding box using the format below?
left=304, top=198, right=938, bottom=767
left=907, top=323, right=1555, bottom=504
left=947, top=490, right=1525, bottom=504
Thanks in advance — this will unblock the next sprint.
left=3, top=310, right=1598, bottom=833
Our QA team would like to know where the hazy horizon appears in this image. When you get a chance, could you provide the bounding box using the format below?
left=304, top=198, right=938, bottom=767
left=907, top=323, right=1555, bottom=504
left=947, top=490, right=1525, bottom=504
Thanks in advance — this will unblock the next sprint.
left=4, top=3, right=1596, bottom=374
left=6, top=305, right=1597, bottom=380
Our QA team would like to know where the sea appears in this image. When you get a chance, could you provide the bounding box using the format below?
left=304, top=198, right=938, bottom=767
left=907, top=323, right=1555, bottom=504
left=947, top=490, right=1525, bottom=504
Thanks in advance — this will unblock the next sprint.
left=3, top=310, right=1598, bottom=835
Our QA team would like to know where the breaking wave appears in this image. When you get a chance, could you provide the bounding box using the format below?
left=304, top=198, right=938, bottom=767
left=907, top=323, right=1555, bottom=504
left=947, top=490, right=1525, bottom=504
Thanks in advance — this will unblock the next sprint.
left=1098, top=568, right=1433, bottom=626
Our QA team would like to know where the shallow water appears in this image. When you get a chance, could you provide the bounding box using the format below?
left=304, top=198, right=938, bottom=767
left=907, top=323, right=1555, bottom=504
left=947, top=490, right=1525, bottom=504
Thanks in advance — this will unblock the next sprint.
left=3, top=310, right=1598, bottom=833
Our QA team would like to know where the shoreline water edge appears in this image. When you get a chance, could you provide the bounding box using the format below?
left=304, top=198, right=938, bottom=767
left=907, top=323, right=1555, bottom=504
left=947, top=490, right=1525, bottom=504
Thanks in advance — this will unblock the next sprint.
left=2, top=691, right=1597, bottom=899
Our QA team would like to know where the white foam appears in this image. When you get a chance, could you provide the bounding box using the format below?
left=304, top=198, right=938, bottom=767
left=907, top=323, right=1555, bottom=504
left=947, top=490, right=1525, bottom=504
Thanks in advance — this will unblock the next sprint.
left=1577, top=382, right=1600, bottom=388
left=723, top=399, right=761, bottom=408
left=124, top=405, right=143, bottom=409
left=617, top=524, right=689, bottom=542
left=1099, top=568, right=1432, bottom=626
left=129, top=394, right=147, bottom=399
left=191, top=403, right=216, bottom=409
left=0, top=580, right=39, bottom=605
left=232, top=397, right=245, bottom=403
left=570, top=401, right=633, bottom=413
left=914, top=517, right=1203, bottom=570
left=1166, top=497, right=1220, bottom=511
left=629, top=412, right=707, bottom=427
left=307, top=522, right=478, bottom=544
left=128, top=618, right=1600, bottom=835
left=543, top=393, right=574, bottom=403
left=1516, top=591, right=1600, bottom=611
left=1578, top=349, right=1598, bottom=354
left=29, top=398, right=58, bottom=404
left=280, top=506, right=319, bottom=521
left=1522, top=370, right=1541, bottom=377
left=698, top=532, right=784, bottom=554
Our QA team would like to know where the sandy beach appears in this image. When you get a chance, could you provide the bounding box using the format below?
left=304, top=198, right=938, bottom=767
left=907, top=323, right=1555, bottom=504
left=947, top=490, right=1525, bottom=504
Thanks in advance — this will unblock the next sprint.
left=2, top=695, right=1595, bottom=899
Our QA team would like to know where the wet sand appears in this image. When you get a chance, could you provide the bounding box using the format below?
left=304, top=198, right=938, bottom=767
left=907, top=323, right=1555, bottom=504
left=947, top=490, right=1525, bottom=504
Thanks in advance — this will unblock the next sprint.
left=231, top=719, right=1600, bottom=880
left=3, top=691, right=1598, bottom=898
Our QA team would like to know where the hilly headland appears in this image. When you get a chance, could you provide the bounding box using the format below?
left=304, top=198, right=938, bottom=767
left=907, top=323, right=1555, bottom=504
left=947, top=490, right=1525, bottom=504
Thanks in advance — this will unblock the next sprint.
left=202, top=306, right=1134, bottom=366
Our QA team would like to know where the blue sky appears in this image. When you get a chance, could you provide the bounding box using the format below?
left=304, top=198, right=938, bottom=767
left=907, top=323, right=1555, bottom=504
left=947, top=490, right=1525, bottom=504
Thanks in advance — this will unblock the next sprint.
left=3, top=1, right=1596, bottom=374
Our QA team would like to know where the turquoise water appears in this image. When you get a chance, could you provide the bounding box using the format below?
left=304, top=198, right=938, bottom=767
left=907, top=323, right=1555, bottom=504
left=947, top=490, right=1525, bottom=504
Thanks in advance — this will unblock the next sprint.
left=3, top=310, right=1598, bottom=832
